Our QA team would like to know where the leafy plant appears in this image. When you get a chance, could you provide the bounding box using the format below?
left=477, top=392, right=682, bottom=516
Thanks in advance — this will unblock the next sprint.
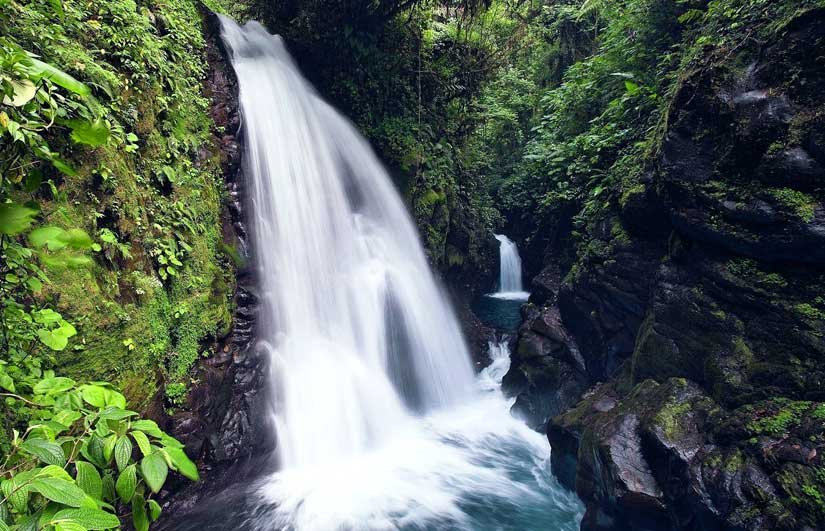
left=0, top=377, right=198, bottom=530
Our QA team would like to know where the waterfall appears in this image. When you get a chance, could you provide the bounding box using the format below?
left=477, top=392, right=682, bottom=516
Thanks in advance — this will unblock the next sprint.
left=213, top=17, right=583, bottom=531
left=220, top=17, right=475, bottom=468
left=491, top=234, right=529, bottom=300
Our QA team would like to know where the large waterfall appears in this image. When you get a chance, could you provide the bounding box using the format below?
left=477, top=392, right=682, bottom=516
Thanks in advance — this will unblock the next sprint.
left=214, top=17, right=583, bottom=531
left=221, top=18, right=475, bottom=466
left=492, top=234, right=529, bottom=300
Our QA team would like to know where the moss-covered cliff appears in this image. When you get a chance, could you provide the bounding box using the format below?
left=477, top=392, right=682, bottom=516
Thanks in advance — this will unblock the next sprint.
left=1, top=0, right=249, bottom=410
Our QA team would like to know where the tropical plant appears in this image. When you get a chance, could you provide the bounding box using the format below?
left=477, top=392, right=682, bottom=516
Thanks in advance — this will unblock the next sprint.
left=0, top=377, right=197, bottom=530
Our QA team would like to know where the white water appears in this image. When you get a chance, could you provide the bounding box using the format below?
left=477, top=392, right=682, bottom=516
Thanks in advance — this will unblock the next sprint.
left=490, top=234, right=529, bottom=300
left=220, top=17, right=582, bottom=531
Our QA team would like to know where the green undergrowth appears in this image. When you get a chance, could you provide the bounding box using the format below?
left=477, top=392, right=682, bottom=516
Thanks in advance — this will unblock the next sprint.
left=1, top=0, right=238, bottom=410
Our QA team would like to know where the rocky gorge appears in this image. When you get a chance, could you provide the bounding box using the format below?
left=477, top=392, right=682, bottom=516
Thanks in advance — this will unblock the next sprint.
left=2, top=0, right=824, bottom=530
left=502, top=7, right=825, bottom=530
left=156, top=4, right=825, bottom=529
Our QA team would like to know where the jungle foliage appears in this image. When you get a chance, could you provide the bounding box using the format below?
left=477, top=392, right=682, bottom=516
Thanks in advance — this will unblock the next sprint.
left=0, top=0, right=246, bottom=526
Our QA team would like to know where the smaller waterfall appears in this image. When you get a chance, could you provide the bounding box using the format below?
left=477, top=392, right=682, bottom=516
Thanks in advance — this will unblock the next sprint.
left=491, top=234, right=529, bottom=300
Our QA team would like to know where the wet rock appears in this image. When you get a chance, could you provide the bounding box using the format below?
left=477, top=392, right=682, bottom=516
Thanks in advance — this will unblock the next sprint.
left=757, top=147, right=825, bottom=191
left=532, top=9, right=825, bottom=531
left=454, top=300, right=497, bottom=368
left=503, top=269, right=588, bottom=428
left=559, top=235, right=663, bottom=382
left=528, top=263, right=562, bottom=306
left=159, top=7, right=275, bottom=514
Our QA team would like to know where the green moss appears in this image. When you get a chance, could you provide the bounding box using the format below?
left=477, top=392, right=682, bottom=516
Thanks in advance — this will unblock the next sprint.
left=802, top=484, right=825, bottom=513
left=726, top=258, right=788, bottom=290
left=769, top=188, right=817, bottom=223
left=419, top=188, right=447, bottom=208
left=795, top=303, right=825, bottom=322
left=766, top=141, right=785, bottom=155
left=704, top=453, right=722, bottom=469
left=654, top=400, right=692, bottom=439
left=732, top=336, right=754, bottom=365
left=619, top=182, right=645, bottom=209
left=610, top=219, right=632, bottom=246
left=724, top=449, right=744, bottom=473
left=746, top=399, right=812, bottom=436
left=2, top=0, right=236, bottom=408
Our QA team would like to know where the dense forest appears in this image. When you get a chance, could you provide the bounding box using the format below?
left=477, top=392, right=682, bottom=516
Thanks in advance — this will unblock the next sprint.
left=1, top=0, right=824, bottom=530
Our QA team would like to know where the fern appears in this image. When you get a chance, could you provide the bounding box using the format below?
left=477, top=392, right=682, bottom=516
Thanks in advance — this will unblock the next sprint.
left=577, top=0, right=612, bottom=20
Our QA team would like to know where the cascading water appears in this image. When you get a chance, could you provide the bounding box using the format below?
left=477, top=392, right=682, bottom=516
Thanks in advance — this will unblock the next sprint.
left=491, top=234, right=529, bottom=300
left=220, top=17, right=475, bottom=466
left=209, top=17, right=583, bottom=531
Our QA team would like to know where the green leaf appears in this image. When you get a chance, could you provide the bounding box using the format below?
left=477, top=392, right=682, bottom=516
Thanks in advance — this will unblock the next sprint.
left=1, top=77, right=37, bottom=107
left=40, top=464, right=73, bottom=481
left=34, top=376, right=76, bottom=395
left=114, top=436, right=132, bottom=472
left=37, top=321, right=77, bottom=351
left=2, top=475, right=30, bottom=513
left=158, top=434, right=184, bottom=449
left=102, top=435, right=116, bottom=464
left=103, top=389, right=126, bottom=409
left=99, top=407, right=137, bottom=421
left=29, top=477, right=95, bottom=508
left=74, top=461, right=102, bottom=500
left=52, top=508, right=120, bottom=530
left=28, top=58, right=91, bottom=96
left=140, top=453, right=168, bottom=494
left=16, top=513, right=38, bottom=531
left=0, top=373, right=14, bottom=392
left=101, top=473, right=115, bottom=503
left=131, top=431, right=151, bottom=457
left=161, top=165, right=176, bottom=181
left=54, top=522, right=87, bottom=531
left=0, top=203, right=39, bottom=235
left=130, top=420, right=163, bottom=438
left=23, top=170, right=43, bottom=193
left=67, top=119, right=110, bottom=147
left=81, top=435, right=106, bottom=468
left=80, top=385, right=107, bottom=408
left=26, top=276, right=44, bottom=293
left=147, top=499, right=161, bottom=521
left=164, top=447, right=198, bottom=481
left=59, top=228, right=94, bottom=250
left=50, top=157, right=78, bottom=177
left=115, top=465, right=136, bottom=503
left=33, top=308, right=62, bottom=324
left=3, top=470, right=41, bottom=512
left=53, top=409, right=82, bottom=427
left=132, top=495, right=149, bottom=531
left=21, top=439, right=66, bottom=466
left=29, top=226, right=68, bottom=250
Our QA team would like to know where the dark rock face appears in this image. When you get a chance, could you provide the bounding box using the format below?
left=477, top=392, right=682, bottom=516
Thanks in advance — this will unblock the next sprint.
left=502, top=266, right=588, bottom=429
left=505, top=9, right=825, bottom=531
left=158, top=9, right=275, bottom=513
left=549, top=378, right=825, bottom=531
left=167, top=8, right=273, bottom=465
left=454, top=299, right=498, bottom=368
